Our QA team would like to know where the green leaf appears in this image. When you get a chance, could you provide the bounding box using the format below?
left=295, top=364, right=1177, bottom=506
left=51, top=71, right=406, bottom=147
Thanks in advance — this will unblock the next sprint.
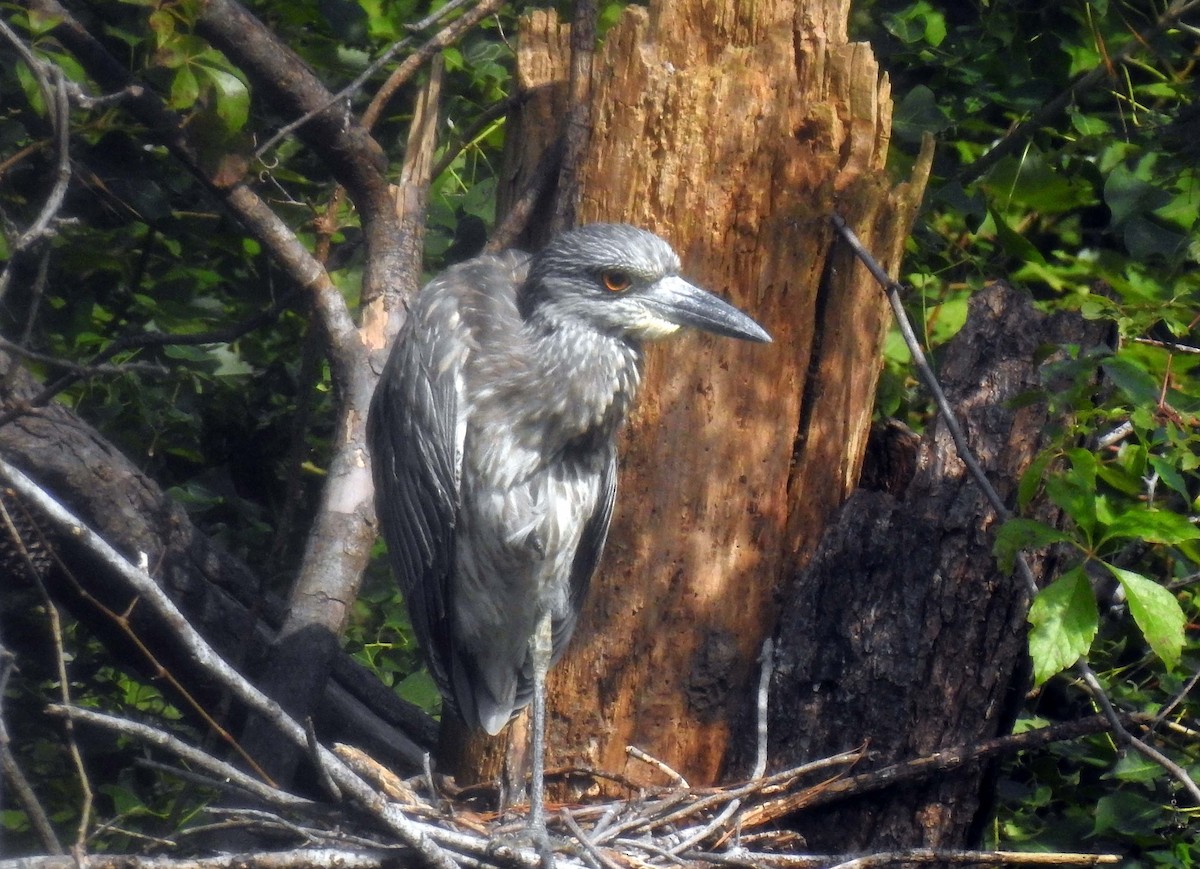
left=893, top=86, right=948, bottom=142
left=1106, top=564, right=1185, bottom=670
left=170, top=65, right=200, bottom=110
left=988, top=207, right=1046, bottom=265
left=1093, top=791, right=1165, bottom=837
left=1044, top=449, right=1097, bottom=539
left=397, top=669, right=442, bottom=716
left=1094, top=459, right=1145, bottom=497
left=1017, top=449, right=1054, bottom=511
left=1124, top=215, right=1188, bottom=262
left=1106, top=751, right=1163, bottom=784
left=994, top=518, right=1073, bottom=574
left=1100, top=508, right=1200, bottom=547
left=1148, top=455, right=1191, bottom=500
left=1027, top=566, right=1097, bottom=686
left=196, top=64, right=250, bottom=133
left=1105, top=163, right=1172, bottom=225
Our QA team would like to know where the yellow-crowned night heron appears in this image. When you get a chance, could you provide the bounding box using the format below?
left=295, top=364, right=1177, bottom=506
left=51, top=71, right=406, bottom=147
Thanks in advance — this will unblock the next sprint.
left=368, top=223, right=769, bottom=833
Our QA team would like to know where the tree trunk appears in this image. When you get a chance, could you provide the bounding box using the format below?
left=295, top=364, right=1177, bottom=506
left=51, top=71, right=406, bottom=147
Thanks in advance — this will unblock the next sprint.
left=766, top=283, right=1113, bottom=850
left=458, top=0, right=930, bottom=795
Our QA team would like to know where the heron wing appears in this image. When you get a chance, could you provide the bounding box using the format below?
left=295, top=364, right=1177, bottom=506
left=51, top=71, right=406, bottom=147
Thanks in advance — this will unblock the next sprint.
left=368, top=251, right=532, bottom=712
left=368, top=293, right=462, bottom=701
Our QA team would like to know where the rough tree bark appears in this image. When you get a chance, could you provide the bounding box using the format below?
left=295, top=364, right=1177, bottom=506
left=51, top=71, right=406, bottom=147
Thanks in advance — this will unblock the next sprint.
left=766, top=283, right=1113, bottom=850
left=453, top=0, right=931, bottom=793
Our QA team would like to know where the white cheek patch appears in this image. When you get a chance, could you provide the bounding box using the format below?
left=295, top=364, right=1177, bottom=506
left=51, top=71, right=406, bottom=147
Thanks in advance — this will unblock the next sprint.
left=632, top=315, right=681, bottom=341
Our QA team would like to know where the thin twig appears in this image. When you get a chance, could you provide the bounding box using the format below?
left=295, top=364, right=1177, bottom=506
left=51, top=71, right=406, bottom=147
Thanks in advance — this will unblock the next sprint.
left=0, top=497, right=94, bottom=848
left=752, top=638, right=774, bottom=781
left=430, top=97, right=517, bottom=182
left=665, top=638, right=778, bottom=855
left=1075, top=663, right=1200, bottom=804
left=0, top=289, right=297, bottom=430
left=26, top=509, right=278, bottom=786
left=47, top=705, right=315, bottom=810
left=0, top=24, right=74, bottom=302
left=253, top=0, right=486, bottom=157
left=1133, top=336, right=1200, bottom=354
left=0, top=334, right=169, bottom=377
left=626, top=745, right=690, bottom=788
left=829, top=214, right=1018, bottom=552
left=361, top=0, right=504, bottom=132
left=612, top=836, right=691, bottom=866
left=1153, top=666, right=1200, bottom=727
left=0, top=24, right=72, bottom=252
left=560, top=810, right=624, bottom=869
left=1096, top=421, right=1134, bottom=450
left=307, top=716, right=342, bottom=801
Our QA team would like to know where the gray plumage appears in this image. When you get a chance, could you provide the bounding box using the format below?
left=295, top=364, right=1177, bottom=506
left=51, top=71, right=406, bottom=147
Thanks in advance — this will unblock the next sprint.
left=368, top=223, right=769, bottom=737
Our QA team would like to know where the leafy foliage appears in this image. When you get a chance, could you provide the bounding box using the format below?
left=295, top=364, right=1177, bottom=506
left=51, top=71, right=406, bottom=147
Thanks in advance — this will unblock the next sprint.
left=855, top=0, right=1200, bottom=860
left=2, top=0, right=1199, bottom=860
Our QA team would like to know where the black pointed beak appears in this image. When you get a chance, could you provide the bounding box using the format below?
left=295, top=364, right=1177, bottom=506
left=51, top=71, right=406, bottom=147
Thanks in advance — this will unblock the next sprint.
left=643, top=276, right=772, bottom=343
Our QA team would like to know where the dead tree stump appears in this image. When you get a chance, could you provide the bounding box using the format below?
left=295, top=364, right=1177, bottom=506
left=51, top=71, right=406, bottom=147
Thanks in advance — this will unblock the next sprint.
left=768, top=282, right=1113, bottom=849
left=453, top=0, right=931, bottom=796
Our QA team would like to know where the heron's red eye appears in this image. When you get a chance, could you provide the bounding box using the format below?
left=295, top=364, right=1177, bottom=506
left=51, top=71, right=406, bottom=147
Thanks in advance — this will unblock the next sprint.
left=601, top=270, right=632, bottom=293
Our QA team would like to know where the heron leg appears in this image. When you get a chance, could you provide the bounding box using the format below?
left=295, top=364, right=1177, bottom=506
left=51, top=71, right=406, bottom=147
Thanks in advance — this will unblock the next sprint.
left=528, top=609, right=553, bottom=863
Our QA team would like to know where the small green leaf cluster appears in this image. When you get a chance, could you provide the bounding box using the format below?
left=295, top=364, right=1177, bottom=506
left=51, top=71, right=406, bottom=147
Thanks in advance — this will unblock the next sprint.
left=344, top=543, right=442, bottom=715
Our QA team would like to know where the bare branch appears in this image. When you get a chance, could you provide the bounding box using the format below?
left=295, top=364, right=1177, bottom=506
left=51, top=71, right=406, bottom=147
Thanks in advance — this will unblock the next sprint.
left=45, top=705, right=316, bottom=811
left=827, top=850, right=1120, bottom=868
left=3, top=847, right=395, bottom=869
left=0, top=335, right=169, bottom=378
left=360, top=0, right=505, bottom=132
left=626, top=745, right=690, bottom=788
left=253, top=0, right=496, bottom=157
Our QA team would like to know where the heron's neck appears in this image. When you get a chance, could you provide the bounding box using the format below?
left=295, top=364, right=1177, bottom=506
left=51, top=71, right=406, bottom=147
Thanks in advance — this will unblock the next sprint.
left=520, top=319, right=643, bottom=448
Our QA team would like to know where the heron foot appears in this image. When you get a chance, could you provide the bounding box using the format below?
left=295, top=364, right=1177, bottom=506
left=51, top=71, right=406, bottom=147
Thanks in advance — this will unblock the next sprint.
left=485, top=823, right=556, bottom=869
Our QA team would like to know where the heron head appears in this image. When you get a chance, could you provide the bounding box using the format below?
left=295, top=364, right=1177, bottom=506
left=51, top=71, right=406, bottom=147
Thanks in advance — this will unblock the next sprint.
left=519, top=224, right=771, bottom=344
